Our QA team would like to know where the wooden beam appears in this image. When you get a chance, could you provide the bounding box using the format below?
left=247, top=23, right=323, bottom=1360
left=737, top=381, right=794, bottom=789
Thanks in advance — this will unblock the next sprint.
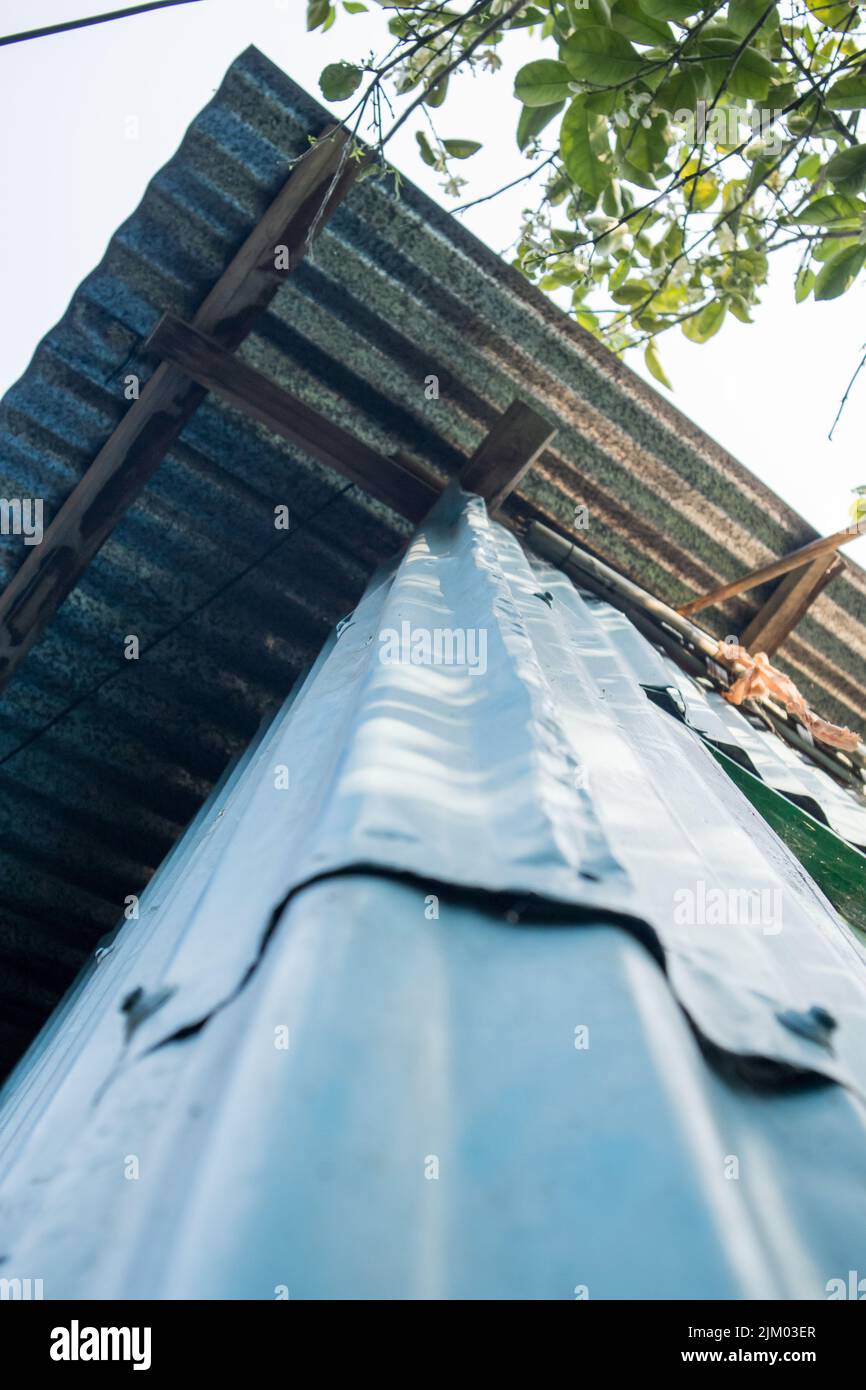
left=146, top=314, right=440, bottom=523
left=147, top=321, right=558, bottom=526
left=741, top=553, right=843, bottom=656
left=0, top=127, right=361, bottom=691
left=677, top=519, right=865, bottom=618
left=391, top=449, right=447, bottom=495
left=459, top=399, right=555, bottom=511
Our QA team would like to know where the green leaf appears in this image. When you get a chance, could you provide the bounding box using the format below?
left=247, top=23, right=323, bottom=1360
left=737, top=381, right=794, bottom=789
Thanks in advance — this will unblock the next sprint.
left=343, top=1, right=367, bottom=11
left=609, top=255, right=632, bottom=289
left=787, top=100, right=822, bottom=139
left=307, top=0, right=332, bottom=30
left=652, top=283, right=688, bottom=311
left=507, top=5, right=548, bottom=27
left=795, top=193, right=866, bottom=225
left=826, top=72, right=866, bottom=110
left=621, top=112, right=670, bottom=174
left=681, top=160, right=719, bottom=210
left=728, top=294, right=753, bottom=323
left=742, top=152, right=776, bottom=204
left=442, top=139, right=482, bottom=159
left=772, top=78, right=797, bottom=103
left=645, top=340, right=672, bottom=387
left=583, top=88, right=621, bottom=116
left=425, top=75, right=449, bottom=108
left=813, top=235, right=859, bottom=261
left=795, top=151, right=821, bottom=181
left=552, top=228, right=588, bottom=251
left=663, top=221, right=684, bottom=258
left=794, top=267, right=815, bottom=302
left=689, top=173, right=719, bottom=209
left=415, top=131, right=437, bottom=167
left=514, top=60, right=574, bottom=107
left=561, top=26, right=646, bottom=85
left=618, top=155, right=659, bottom=190
left=806, top=0, right=857, bottom=29
left=566, top=0, right=612, bottom=25
left=318, top=62, right=363, bottom=102
left=560, top=95, right=612, bottom=200
left=640, top=0, right=701, bottom=19
left=728, top=0, right=778, bottom=39
left=517, top=101, right=564, bottom=151
left=814, top=244, right=866, bottom=300
left=612, top=278, right=653, bottom=304
left=610, top=0, right=673, bottom=46
left=602, top=179, right=625, bottom=217
left=682, top=298, right=727, bottom=342
left=721, top=178, right=746, bottom=213
left=540, top=262, right=584, bottom=289
left=697, top=39, right=778, bottom=100
left=700, top=18, right=739, bottom=38
left=546, top=171, right=571, bottom=207
left=654, top=68, right=698, bottom=113
left=826, top=145, right=866, bottom=196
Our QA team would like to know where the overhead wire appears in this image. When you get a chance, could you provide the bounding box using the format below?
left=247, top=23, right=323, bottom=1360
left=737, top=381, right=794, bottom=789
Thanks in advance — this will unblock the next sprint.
left=0, top=1, right=204, bottom=49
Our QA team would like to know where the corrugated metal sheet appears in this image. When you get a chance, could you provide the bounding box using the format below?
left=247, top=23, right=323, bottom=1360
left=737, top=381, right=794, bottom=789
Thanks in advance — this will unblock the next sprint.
left=2, top=487, right=866, bottom=1299
left=659, top=654, right=866, bottom=852
left=1, top=44, right=865, bottom=1081
left=582, top=595, right=866, bottom=852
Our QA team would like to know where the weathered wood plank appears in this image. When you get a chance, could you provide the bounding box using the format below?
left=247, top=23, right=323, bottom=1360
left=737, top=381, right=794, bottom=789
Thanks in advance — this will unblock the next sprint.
left=0, top=127, right=360, bottom=689
left=459, top=400, right=555, bottom=511
left=678, top=520, right=864, bottom=618
left=147, top=314, right=440, bottom=523
left=741, top=554, right=843, bottom=656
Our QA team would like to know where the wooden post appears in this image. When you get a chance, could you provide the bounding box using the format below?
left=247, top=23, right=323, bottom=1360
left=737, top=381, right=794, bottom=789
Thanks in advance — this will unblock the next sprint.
left=741, top=554, right=844, bottom=655
left=459, top=400, right=555, bottom=512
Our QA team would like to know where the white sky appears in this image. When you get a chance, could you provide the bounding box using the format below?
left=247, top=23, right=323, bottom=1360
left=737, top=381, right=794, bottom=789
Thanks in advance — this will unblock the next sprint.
left=1, top=0, right=864, bottom=539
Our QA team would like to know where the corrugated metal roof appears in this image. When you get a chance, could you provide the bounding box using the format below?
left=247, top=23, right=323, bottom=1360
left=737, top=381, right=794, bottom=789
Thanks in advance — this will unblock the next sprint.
left=2, top=486, right=865, bottom=1299
left=1, top=44, right=865, bottom=1081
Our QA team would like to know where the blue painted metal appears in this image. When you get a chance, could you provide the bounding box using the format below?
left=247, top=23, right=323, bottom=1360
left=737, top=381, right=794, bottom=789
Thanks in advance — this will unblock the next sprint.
left=655, top=651, right=866, bottom=851
left=2, top=488, right=866, bottom=1299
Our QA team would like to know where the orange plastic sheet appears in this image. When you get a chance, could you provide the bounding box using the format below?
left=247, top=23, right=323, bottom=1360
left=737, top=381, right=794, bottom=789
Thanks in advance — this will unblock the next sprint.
left=717, top=643, right=860, bottom=752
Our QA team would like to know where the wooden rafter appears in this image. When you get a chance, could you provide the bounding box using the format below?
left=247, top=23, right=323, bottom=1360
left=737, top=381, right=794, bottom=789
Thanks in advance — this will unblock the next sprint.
left=0, top=126, right=361, bottom=692
left=145, top=314, right=439, bottom=522
left=677, top=519, right=865, bottom=619
left=741, top=553, right=844, bottom=656
left=148, top=317, right=560, bottom=531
